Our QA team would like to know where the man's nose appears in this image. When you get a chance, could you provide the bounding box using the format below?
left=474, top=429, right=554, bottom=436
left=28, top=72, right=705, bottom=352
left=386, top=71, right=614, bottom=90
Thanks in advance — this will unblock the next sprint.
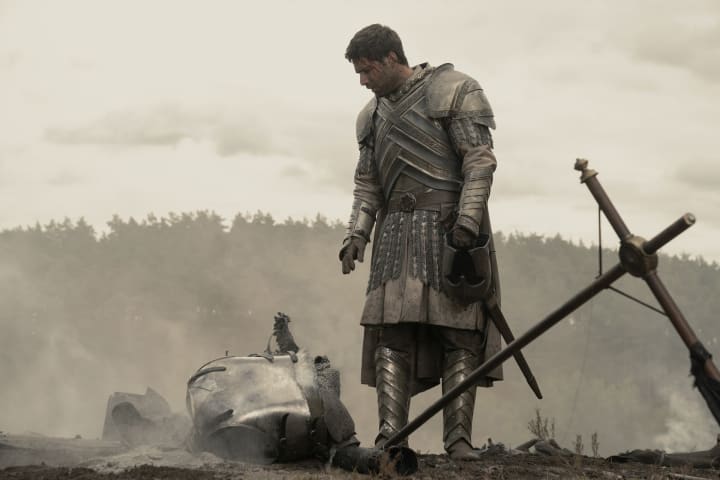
left=359, top=74, right=368, bottom=86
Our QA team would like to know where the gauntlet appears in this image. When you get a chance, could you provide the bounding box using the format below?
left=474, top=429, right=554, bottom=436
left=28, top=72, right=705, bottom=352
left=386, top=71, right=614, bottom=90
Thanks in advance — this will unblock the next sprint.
left=339, top=198, right=376, bottom=274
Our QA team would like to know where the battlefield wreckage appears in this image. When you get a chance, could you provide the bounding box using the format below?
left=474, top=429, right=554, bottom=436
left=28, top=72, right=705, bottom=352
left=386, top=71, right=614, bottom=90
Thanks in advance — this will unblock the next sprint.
left=105, top=160, right=720, bottom=474
left=105, top=313, right=418, bottom=475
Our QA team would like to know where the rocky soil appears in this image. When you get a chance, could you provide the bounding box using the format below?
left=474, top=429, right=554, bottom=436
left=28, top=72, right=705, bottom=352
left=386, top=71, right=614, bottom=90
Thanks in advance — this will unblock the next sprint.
left=1, top=435, right=719, bottom=479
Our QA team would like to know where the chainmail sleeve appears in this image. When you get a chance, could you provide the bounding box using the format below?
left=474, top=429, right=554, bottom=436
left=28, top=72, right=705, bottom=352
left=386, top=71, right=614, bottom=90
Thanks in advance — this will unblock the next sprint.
left=446, top=118, right=497, bottom=236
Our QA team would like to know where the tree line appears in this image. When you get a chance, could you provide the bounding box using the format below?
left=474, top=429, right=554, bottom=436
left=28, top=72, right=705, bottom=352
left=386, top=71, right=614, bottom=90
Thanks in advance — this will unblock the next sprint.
left=0, top=211, right=717, bottom=453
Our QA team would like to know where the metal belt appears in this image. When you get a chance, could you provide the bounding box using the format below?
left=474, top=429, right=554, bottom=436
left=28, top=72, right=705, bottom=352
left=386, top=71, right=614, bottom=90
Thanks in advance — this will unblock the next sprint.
left=386, top=191, right=459, bottom=213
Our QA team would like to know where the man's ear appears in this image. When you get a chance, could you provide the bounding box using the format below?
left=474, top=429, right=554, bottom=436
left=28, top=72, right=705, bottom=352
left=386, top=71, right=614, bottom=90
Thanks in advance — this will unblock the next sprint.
left=386, top=51, right=398, bottom=65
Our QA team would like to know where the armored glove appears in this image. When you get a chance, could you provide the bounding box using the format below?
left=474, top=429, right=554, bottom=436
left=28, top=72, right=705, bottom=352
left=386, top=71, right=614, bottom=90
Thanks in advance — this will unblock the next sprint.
left=339, top=236, right=368, bottom=274
left=450, top=219, right=478, bottom=249
left=340, top=198, right=376, bottom=275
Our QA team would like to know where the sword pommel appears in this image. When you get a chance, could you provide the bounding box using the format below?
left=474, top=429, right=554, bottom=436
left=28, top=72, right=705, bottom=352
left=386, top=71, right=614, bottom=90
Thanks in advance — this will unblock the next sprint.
left=574, top=158, right=588, bottom=171
left=574, top=158, right=598, bottom=183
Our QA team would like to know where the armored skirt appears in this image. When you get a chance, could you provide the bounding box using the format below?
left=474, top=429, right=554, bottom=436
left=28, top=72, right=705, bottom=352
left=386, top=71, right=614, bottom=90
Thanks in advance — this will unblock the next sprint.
left=359, top=208, right=503, bottom=395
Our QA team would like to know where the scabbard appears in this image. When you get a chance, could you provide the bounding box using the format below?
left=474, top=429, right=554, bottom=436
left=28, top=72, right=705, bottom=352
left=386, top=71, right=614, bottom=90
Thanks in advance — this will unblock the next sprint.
left=485, top=296, right=543, bottom=399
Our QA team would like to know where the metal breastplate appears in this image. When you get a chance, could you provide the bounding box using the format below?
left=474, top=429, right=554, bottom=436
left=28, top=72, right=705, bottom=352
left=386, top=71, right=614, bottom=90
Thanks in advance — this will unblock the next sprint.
left=373, top=75, right=462, bottom=199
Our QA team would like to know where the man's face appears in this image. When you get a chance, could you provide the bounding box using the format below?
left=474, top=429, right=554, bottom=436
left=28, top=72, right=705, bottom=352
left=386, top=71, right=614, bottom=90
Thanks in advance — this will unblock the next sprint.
left=352, top=56, right=396, bottom=97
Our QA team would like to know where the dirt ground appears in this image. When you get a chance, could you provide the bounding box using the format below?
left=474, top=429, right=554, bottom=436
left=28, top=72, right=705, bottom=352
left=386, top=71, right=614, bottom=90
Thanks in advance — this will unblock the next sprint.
left=1, top=437, right=719, bottom=480
left=1, top=455, right=719, bottom=480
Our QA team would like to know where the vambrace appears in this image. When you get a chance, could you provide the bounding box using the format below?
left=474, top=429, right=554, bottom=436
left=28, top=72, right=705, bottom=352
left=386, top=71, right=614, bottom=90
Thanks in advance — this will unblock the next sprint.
left=343, top=143, right=382, bottom=246
left=344, top=198, right=376, bottom=244
left=448, top=118, right=496, bottom=236
left=456, top=166, right=493, bottom=236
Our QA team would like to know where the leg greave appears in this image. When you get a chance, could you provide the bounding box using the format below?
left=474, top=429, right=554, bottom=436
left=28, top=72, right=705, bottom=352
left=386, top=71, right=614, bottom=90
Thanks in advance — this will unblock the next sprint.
left=442, top=349, right=479, bottom=452
left=374, top=346, right=411, bottom=446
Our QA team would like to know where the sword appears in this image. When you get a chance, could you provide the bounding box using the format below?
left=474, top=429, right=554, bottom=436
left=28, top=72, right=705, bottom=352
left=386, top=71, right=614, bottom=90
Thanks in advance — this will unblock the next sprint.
left=383, top=159, right=704, bottom=449
left=484, top=293, right=543, bottom=399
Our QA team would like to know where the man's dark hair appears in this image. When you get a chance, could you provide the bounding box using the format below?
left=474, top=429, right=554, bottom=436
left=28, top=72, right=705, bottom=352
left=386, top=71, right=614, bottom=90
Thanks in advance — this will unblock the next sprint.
left=345, top=24, right=409, bottom=66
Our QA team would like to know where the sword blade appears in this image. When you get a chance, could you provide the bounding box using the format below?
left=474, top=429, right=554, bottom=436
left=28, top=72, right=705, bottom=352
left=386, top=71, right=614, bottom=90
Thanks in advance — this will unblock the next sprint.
left=487, top=300, right=543, bottom=399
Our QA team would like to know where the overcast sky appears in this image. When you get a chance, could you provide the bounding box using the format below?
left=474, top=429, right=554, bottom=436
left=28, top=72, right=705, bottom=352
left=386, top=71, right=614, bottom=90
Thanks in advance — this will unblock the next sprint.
left=1, top=0, right=719, bottom=262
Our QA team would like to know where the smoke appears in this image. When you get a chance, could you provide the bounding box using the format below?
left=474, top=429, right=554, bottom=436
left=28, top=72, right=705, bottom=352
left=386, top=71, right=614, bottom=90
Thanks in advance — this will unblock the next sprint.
left=653, top=381, right=717, bottom=452
left=0, top=218, right=718, bottom=461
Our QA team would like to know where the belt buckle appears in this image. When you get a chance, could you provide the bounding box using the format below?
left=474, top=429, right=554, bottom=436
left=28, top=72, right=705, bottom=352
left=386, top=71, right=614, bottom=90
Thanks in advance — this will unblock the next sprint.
left=399, top=193, right=416, bottom=212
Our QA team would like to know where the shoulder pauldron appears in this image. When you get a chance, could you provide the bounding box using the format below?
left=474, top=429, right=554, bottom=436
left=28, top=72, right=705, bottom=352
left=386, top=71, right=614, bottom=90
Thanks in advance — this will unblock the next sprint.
left=425, top=63, right=495, bottom=129
left=356, top=98, right=377, bottom=144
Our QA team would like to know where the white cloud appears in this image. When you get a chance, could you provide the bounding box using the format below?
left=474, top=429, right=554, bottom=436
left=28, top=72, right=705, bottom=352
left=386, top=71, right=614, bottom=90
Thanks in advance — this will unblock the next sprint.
left=0, top=0, right=718, bottom=261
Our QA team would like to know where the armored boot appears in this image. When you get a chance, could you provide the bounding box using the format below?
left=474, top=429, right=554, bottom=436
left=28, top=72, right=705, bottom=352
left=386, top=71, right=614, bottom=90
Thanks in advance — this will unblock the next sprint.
left=442, top=349, right=482, bottom=460
left=374, top=346, right=412, bottom=447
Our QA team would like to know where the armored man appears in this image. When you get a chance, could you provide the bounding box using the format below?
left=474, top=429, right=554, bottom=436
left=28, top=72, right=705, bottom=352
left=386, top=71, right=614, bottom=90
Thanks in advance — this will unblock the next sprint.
left=339, top=24, right=504, bottom=460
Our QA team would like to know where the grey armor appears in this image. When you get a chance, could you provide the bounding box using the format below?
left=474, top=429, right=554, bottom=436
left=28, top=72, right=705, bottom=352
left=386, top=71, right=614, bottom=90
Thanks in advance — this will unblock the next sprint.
left=340, top=197, right=376, bottom=261
left=424, top=66, right=495, bottom=126
left=185, top=312, right=419, bottom=474
left=367, top=208, right=445, bottom=292
left=345, top=61, right=503, bottom=457
left=344, top=63, right=495, bottom=250
left=374, top=347, right=412, bottom=447
left=345, top=198, right=376, bottom=243
left=442, top=349, right=480, bottom=452
left=455, top=166, right=493, bottom=236
left=342, top=139, right=381, bottom=254
left=354, top=63, right=494, bottom=199
left=187, top=354, right=357, bottom=463
left=347, top=63, right=497, bottom=296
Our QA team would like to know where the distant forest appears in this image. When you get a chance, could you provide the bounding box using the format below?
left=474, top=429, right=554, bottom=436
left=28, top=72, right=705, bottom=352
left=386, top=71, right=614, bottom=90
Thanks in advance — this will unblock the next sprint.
left=0, top=211, right=718, bottom=454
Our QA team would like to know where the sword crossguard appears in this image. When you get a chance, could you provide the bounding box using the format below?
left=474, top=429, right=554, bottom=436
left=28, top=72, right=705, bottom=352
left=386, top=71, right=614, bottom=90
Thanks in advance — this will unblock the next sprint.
left=619, top=235, right=659, bottom=277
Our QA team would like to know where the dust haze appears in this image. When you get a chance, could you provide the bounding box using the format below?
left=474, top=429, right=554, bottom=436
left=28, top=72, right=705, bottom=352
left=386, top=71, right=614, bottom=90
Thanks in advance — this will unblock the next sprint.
left=0, top=0, right=718, bottom=461
left=0, top=215, right=717, bottom=458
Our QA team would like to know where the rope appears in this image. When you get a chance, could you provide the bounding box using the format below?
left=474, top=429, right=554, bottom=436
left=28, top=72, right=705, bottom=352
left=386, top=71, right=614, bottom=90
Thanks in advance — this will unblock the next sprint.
left=598, top=205, right=603, bottom=277
left=562, top=298, right=593, bottom=444
left=563, top=205, right=668, bottom=442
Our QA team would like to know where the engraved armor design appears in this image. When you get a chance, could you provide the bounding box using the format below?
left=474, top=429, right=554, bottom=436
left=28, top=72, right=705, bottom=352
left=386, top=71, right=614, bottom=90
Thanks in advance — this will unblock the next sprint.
left=360, top=64, right=467, bottom=197
left=367, top=208, right=444, bottom=292
left=349, top=63, right=496, bottom=296
left=344, top=20, right=504, bottom=457
left=374, top=346, right=411, bottom=446
left=349, top=59, right=503, bottom=384
left=447, top=117, right=495, bottom=236
left=187, top=355, right=314, bottom=463
left=186, top=354, right=358, bottom=463
left=442, top=349, right=480, bottom=451
left=343, top=141, right=383, bottom=249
